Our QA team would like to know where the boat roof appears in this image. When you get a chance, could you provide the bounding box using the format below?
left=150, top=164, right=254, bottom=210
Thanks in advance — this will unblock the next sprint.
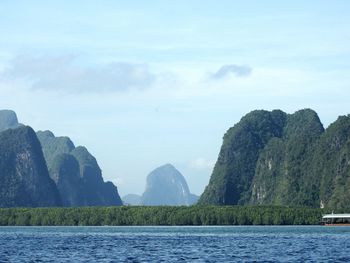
left=322, top=213, right=350, bottom=219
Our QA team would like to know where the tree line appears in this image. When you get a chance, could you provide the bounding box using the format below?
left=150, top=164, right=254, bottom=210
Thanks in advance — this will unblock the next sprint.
left=0, top=206, right=327, bottom=226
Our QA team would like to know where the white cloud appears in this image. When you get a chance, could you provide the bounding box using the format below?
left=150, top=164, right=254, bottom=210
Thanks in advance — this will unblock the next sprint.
left=110, top=177, right=125, bottom=187
left=210, top=64, right=252, bottom=79
left=189, top=157, right=215, bottom=170
left=1, top=54, right=155, bottom=93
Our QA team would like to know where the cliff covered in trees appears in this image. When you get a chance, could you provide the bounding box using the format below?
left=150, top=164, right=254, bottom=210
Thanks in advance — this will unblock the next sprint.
left=199, top=109, right=350, bottom=210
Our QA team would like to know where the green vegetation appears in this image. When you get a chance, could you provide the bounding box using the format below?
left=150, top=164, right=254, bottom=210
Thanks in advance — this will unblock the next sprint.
left=0, top=206, right=327, bottom=226
left=199, top=109, right=350, bottom=210
left=199, top=110, right=288, bottom=205
left=315, top=115, right=350, bottom=211
left=251, top=109, right=324, bottom=207
left=1, top=109, right=349, bottom=211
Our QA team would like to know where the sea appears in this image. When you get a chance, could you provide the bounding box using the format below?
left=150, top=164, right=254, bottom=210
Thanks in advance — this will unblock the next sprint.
left=0, top=226, right=349, bottom=262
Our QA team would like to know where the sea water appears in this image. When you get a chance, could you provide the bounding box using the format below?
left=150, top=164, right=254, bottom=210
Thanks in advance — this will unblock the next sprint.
left=0, top=226, right=349, bottom=262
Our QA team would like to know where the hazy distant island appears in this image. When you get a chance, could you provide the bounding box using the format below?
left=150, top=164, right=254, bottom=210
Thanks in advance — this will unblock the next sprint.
left=0, top=108, right=349, bottom=225
left=123, top=163, right=198, bottom=206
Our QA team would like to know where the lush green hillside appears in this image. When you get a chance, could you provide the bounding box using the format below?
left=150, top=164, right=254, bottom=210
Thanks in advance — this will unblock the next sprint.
left=199, top=109, right=350, bottom=210
left=251, top=109, right=324, bottom=207
left=199, top=110, right=288, bottom=205
left=315, top=115, right=350, bottom=210
left=0, top=206, right=325, bottom=226
left=0, top=126, right=61, bottom=207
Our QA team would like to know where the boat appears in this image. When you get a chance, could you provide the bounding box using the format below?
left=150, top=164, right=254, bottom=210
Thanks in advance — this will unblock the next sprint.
left=321, top=213, right=350, bottom=226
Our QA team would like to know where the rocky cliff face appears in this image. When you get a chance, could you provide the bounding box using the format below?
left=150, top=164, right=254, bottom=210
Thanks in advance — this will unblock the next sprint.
left=141, top=164, right=198, bottom=206
left=36, top=130, right=75, bottom=167
left=38, top=131, right=122, bottom=206
left=0, top=126, right=61, bottom=207
left=49, top=153, right=83, bottom=206
left=71, top=146, right=122, bottom=206
left=199, top=109, right=350, bottom=210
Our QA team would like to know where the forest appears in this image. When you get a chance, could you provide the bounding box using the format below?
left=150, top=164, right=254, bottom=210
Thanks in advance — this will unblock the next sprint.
left=0, top=206, right=329, bottom=226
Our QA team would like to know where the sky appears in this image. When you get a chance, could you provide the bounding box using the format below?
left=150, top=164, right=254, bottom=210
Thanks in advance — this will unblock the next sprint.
left=0, top=1, right=350, bottom=197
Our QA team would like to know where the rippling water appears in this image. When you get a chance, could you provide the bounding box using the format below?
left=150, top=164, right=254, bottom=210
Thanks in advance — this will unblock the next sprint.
left=0, top=226, right=350, bottom=262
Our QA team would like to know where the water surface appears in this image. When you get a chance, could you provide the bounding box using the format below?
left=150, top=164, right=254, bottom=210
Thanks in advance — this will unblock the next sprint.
left=0, top=226, right=349, bottom=262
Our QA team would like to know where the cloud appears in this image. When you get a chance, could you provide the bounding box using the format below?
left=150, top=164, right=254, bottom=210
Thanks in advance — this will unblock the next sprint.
left=1, top=54, right=155, bottom=93
left=110, top=177, right=125, bottom=187
left=189, top=157, right=215, bottom=170
left=210, top=64, right=252, bottom=79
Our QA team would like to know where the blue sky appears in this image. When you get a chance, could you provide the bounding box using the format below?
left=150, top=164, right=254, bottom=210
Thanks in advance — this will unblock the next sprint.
left=1, top=1, right=350, bottom=196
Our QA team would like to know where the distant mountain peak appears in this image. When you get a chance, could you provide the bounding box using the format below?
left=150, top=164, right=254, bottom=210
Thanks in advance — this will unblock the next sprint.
left=141, top=163, right=198, bottom=206
left=36, top=130, right=55, bottom=138
left=0, top=109, right=21, bottom=132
